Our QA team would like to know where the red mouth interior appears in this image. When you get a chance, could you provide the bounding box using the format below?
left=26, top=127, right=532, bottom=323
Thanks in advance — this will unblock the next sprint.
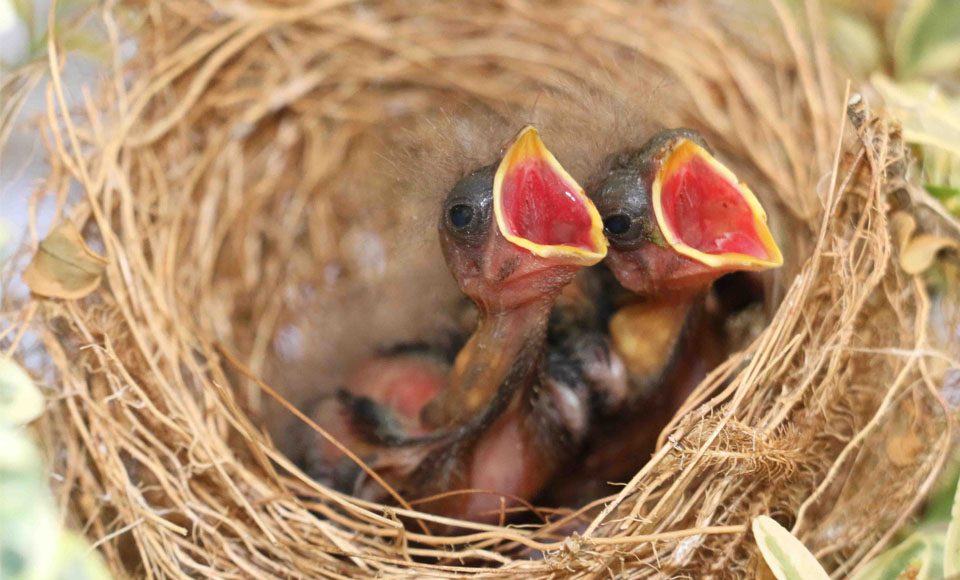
left=660, top=154, right=771, bottom=259
left=500, top=157, right=595, bottom=250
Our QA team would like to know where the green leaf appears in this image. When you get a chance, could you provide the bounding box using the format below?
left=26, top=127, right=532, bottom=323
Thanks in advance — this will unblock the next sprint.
left=53, top=532, right=113, bottom=580
left=926, top=455, right=960, bottom=522
left=828, top=8, right=884, bottom=77
left=926, top=184, right=960, bottom=216
left=872, top=75, right=960, bottom=217
left=752, top=516, right=830, bottom=580
left=852, top=529, right=945, bottom=580
left=923, top=143, right=960, bottom=191
left=872, top=75, right=960, bottom=157
left=927, top=184, right=960, bottom=199
left=9, top=0, right=30, bottom=22
left=946, top=469, right=960, bottom=575
left=0, top=428, right=114, bottom=580
left=0, top=426, right=42, bottom=478
left=0, top=357, right=44, bottom=427
left=0, top=0, right=17, bottom=35
left=0, top=428, right=59, bottom=580
left=893, top=0, right=960, bottom=80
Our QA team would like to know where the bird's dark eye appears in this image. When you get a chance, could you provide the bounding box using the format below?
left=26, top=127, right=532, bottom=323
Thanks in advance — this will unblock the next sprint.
left=443, top=199, right=486, bottom=244
left=599, top=208, right=648, bottom=249
left=449, top=204, right=474, bottom=229
left=589, top=170, right=652, bottom=249
left=441, top=164, right=495, bottom=246
left=603, top=214, right=632, bottom=236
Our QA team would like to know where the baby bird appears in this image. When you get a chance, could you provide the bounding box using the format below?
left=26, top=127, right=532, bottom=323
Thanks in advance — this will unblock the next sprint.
left=592, top=128, right=781, bottom=394
left=307, top=127, right=608, bottom=521
left=549, top=128, right=783, bottom=503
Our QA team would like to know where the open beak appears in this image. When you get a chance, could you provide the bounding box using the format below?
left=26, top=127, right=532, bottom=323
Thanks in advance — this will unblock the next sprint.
left=651, top=139, right=783, bottom=271
left=493, top=126, right=607, bottom=267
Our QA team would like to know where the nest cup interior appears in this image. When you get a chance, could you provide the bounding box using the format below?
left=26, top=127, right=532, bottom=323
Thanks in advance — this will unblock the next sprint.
left=17, top=1, right=955, bottom=577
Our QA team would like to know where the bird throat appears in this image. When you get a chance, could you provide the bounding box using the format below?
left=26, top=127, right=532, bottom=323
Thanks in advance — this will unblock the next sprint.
left=419, top=301, right=549, bottom=430
left=609, top=297, right=696, bottom=393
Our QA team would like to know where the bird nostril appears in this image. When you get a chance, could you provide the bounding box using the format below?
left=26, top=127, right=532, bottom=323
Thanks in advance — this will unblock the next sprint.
left=449, top=204, right=474, bottom=228
left=603, top=214, right=632, bottom=236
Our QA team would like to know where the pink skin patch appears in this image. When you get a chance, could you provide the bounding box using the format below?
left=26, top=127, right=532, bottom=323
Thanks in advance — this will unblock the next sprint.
left=660, top=155, right=772, bottom=260
left=346, top=357, right=447, bottom=434
left=461, top=406, right=546, bottom=520
left=312, top=356, right=447, bottom=463
left=500, top=157, right=595, bottom=251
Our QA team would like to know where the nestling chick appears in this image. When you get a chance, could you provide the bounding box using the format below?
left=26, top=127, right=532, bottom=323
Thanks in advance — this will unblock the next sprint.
left=307, top=127, right=608, bottom=521
left=592, top=127, right=782, bottom=394
left=549, top=128, right=783, bottom=502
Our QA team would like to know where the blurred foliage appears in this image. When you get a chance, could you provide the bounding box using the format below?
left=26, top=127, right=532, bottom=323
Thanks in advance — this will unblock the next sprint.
left=873, top=76, right=960, bottom=215
left=925, top=452, right=960, bottom=523
left=891, top=0, right=960, bottom=81
left=825, top=7, right=884, bottom=75
left=0, top=424, right=113, bottom=580
left=1, top=0, right=106, bottom=67
left=947, top=460, right=960, bottom=576
left=822, top=0, right=960, bottom=81
left=853, top=526, right=946, bottom=580
left=0, top=357, right=44, bottom=425
left=755, top=467, right=960, bottom=579
left=0, top=0, right=15, bottom=35
left=817, top=0, right=960, bottom=216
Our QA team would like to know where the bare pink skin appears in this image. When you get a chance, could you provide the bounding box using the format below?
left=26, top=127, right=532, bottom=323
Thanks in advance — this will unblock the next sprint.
left=408, top=403, right=549, bottom=521
left=461, top=407, right=546, bottom=519
left=349, top=357, right=446, bottom=420
left=605, top=243, right=729, bottom=299
left=310, top=355, right=446, bottom=466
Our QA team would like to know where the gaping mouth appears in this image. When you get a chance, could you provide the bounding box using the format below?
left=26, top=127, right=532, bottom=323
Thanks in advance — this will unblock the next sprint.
left=652, top=139, right=783, bottom=270
left=493, top=126, right=607, bottom=266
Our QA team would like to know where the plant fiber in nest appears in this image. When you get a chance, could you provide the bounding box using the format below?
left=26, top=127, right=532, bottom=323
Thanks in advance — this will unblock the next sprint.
left=4, top=0, right=960, bottom=577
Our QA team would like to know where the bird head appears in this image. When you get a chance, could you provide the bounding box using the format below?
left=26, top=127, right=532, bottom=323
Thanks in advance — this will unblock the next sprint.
left=589, top=128, right=782, bottom=296
left=439, top=126, right=608, bottom=311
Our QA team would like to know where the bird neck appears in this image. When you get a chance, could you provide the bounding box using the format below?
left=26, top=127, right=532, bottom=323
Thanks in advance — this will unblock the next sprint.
left=648, top=284, right=709, bottom=306
left=420, top=299, right=551, bottom=430
left=607, top=290, right=708, bottom=398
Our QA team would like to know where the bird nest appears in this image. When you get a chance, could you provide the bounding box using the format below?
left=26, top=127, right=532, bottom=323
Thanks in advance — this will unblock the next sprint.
left=5, top=0, right=959, bottom=577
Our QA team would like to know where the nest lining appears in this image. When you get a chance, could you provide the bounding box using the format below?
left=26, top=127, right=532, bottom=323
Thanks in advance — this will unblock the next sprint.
left=3, top=0, right=958, bottom=577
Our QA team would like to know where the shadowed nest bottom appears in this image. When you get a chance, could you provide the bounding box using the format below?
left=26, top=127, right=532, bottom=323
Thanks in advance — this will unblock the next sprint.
left=5, top=0, right=960, bottom=577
